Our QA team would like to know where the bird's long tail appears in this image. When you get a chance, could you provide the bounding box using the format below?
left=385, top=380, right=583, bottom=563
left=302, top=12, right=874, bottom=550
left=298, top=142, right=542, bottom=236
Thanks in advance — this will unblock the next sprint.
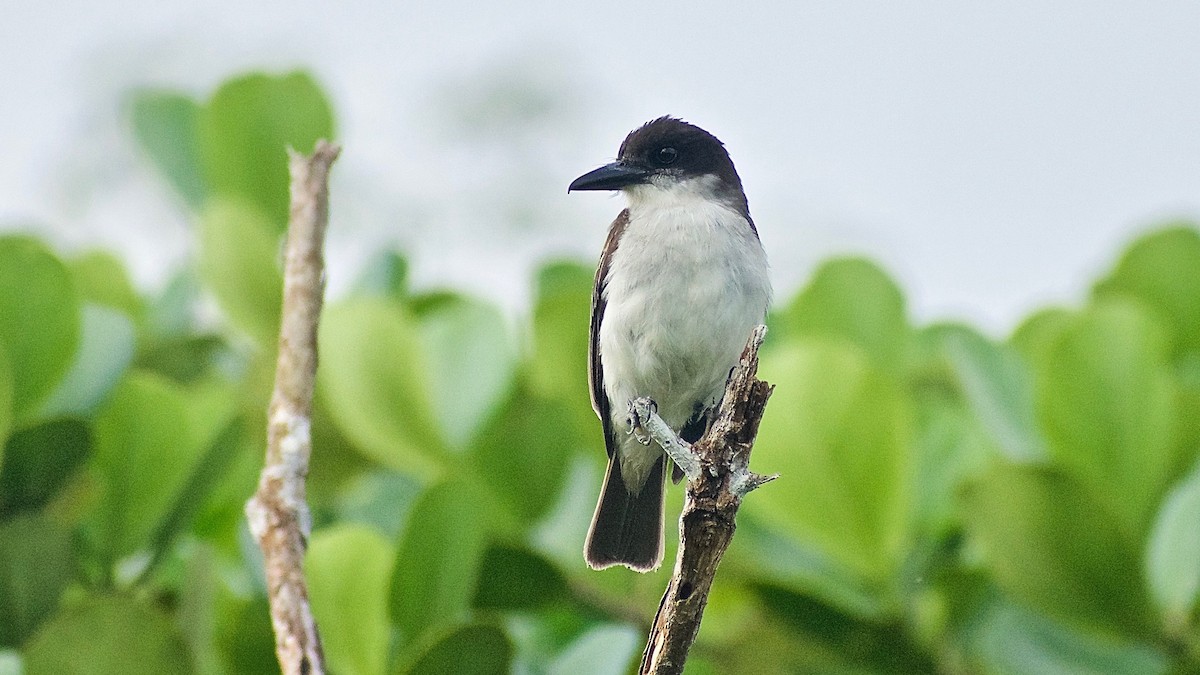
left=584, top=454, right=665, bottom=572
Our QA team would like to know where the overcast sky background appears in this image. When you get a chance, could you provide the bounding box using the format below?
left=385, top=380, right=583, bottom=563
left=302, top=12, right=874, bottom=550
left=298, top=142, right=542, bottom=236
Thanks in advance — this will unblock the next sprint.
left=2, top=1, right=1198, bottom=334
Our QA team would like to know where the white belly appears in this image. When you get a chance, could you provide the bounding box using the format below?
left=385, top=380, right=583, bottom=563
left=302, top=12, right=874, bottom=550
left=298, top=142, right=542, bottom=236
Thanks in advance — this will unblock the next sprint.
left=599, top=193, right=771, bottom=485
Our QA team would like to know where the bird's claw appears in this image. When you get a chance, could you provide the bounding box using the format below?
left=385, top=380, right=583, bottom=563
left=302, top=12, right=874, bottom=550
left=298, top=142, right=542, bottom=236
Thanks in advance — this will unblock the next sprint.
left=627, top=398, right=656, bottom=445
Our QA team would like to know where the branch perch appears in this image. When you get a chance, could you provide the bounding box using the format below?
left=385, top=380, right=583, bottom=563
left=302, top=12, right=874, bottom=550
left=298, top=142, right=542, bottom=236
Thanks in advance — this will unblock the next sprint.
left=638, top=324, right=776, bottom=675
left=245, top=140, right=341, bottom=675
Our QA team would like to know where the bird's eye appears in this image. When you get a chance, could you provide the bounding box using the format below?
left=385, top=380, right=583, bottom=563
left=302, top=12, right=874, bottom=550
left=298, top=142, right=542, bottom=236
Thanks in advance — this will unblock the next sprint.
left=655, top=147, right=678, bottom=166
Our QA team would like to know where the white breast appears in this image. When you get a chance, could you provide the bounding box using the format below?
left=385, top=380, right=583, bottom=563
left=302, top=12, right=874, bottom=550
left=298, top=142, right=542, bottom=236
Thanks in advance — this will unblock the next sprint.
left=599, top=175, right=771, bottom=482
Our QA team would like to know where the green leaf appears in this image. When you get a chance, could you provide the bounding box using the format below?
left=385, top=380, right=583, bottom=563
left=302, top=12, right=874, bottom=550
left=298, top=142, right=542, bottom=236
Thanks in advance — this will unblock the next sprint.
left=400, top=623, right=512, bottom=675
left=470, top=386, right=574, bottom=525
left=138, top=416, right=245, bottom=583
left=472, top=544, right=568, bottom=611
left=355, top=250, right=409, bottom=299
left=130, top=89, right=207, bottom=208
left=1095, top=225, right=1200, bottom=355
left=308, top=524, right=395, bottom=675
left=88, top=372, right=209, bottom=561
left=0, top=348, right=12, bottom=456
left=333, top=470, right=423, bottom=540
left=909, top=396, right=991, bottom=538
left=1145, top=458, right=1200, bottom=623
left=962, top=463, right=1157, bottom=636
left=389, top=480, right=487, bottom=643
left=38, top=305, right=136, bottom=418
left=69, top=251, right=144, bottom=321
left=319, top=298, right=443, bottom=475
left=967, top=597, right=1168, bottom=675
left=752, top=584, right=938, bottom=674
left=528, top=262, right=594, bottom=429
left=198, top=71, right=335, bottom=229
left=0, top=514, right=73, bottom=647
left=1034, top=299, right=1177, bottom=534
left=0, top=236, right=80, bottom=421
left=784, top=258, right=909, bottom=371
left=546, top=624, right=640, bottom=675
left=1010, top=307, right=1073, bottom=365
left=22, top=595, right=191, bottom=675
left=415, top=296, right=516, bottom=448
left=934, top=324, right=1047, bottom=461
left=196, top=199, right=282, bottom=345
left=746, top=340, right=911, bottom=582
left=0, top=420, right=90, bottom=517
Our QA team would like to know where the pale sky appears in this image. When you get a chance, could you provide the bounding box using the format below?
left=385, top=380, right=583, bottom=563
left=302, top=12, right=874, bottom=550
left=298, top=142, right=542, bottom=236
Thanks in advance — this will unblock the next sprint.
left=2, top=1, right=1198, bottom=334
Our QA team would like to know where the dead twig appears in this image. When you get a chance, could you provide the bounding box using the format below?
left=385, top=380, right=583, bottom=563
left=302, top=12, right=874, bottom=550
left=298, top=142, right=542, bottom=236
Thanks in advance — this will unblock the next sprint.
left=636, top=325, right=776, bottom=675
left=245, top=140, right=341, bottom=675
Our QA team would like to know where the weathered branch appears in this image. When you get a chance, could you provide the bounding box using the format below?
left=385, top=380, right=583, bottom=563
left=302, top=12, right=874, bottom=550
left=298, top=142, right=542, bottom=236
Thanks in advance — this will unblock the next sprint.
left=245, top=140, right=341, bottom=675
left=638, top=325, right=775, bottom=675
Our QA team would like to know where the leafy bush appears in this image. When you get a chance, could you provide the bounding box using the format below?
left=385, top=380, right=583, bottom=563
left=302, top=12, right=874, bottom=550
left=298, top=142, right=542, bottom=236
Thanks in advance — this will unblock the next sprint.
left=0, top=71, right=1198, bottom=674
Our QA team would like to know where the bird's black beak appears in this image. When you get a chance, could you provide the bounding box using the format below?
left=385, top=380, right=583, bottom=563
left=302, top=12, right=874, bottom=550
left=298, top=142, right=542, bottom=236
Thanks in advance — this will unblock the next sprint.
left=568, top=161, right=651, bottom=192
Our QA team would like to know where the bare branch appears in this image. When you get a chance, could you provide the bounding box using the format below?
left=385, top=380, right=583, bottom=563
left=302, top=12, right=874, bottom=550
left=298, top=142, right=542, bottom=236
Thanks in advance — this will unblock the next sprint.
left=639, top=325, right=775, bottom=675
left=245, top=140, right=341, bottom=675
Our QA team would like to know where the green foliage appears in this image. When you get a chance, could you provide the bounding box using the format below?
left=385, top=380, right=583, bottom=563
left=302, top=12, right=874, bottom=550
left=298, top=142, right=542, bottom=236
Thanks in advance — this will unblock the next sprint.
left=0, top=236, right=80, bottom=422
left=308, top=525, right=395, bottom=675
left=3, top=70, right=1199, bottom=674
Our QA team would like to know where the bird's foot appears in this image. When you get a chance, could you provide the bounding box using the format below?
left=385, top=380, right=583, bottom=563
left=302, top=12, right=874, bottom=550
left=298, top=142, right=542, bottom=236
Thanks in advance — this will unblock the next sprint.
left=627, top=398, right=657, bottom=445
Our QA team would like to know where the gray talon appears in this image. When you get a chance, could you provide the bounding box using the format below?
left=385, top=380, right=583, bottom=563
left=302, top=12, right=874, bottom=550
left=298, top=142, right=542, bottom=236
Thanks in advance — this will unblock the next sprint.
left=627, top=399, right=654, bottom=445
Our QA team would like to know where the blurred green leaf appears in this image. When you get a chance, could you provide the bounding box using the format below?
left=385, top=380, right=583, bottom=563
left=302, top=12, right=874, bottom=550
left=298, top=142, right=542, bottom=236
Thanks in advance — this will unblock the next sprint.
left=69, top=251, right=144, bottom=322
left=528, top=262, right=594, bottom=429
left=400, top=623, right=512, bottom=675
left=546, top=624, right=640, bottom=675
left=909, top=396, right=991, bottom=538
left=214, top=596, right=277, bottom=675
left=966, top=597, right=1167, bottom=675
left=783, top=258, right=909, bottom=372
left=130, top=90, right=207, bottom=209
left=139, top=416, right=244, bottom=584
left=963, top=463, right=1157, bottom=636
left=415, top=295, right=516, bottom=448
left=309, top=524, right=395, bottom=675
left=0, top=236, right=80, bottom=422
left=39, top=305, right=136, bottom=418
left=1145, top=458, right=1200, bottom=624
left=390, top=480, right=487, bottom=643
left=1010, top=307, right=1072, bottom=365
left=0, top=514, right=73, bottom=647
left=728, top=513, right=891, bottom=619
left=752, top=584, right=937, bottom=673
left=0, top=420, right=90, bottom=517
left=1034, top=299, right=1177, bottom=535
left=144, top=271, right=201, bottom=341
left=88, top=372, right=209, bottom=561
left=333, top=470, right=422, bottom=540
left=471, top=386, right=575, bottom=525
left=748, top=340, right=911, bottom=583
left=355, top=250, right=409, bottom=299
left=23, top=595, right=191, bottom=675
left=196, top=199, right=282, bottom=346
left=933, top=324, right=1047, bottom=461
left=198, top=71, right=334, bottom=229
left=473, top=544, right=568, bottom=611
left=0, top=348, right=11, bottom=457
left=1095, top=225, right=1200, bottom=355
left=319, top=298, right=444, bottom=476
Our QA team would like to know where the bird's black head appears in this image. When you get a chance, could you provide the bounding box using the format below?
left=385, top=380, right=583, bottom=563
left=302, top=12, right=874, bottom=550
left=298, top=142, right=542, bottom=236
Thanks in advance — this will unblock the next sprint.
left=569, top=117, right=748, bottom=213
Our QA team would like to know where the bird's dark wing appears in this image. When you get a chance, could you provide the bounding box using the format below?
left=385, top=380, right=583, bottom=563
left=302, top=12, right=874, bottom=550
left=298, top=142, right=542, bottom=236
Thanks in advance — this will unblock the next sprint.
left=589, top=209, right=629, bottom=459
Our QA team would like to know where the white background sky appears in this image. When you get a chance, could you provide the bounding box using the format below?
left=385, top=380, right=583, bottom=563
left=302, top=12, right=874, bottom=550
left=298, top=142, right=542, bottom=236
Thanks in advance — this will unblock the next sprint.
left=2, top=1, right=1198, bottom=334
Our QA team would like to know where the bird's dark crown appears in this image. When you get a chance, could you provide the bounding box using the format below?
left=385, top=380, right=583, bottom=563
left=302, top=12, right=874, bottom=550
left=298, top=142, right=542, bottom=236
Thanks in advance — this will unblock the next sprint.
left=618, top=117, right=743, bottom=191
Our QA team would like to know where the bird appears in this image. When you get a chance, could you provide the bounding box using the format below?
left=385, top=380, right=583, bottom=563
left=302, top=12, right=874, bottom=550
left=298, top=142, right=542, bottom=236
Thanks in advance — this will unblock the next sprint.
left=568, top=117, right=772, bottom=571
